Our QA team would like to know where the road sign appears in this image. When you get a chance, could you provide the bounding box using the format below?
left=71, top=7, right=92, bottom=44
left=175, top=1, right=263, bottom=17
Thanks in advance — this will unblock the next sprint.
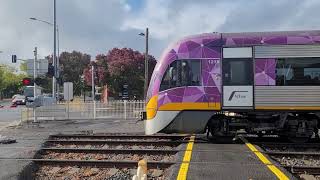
left=63, top=82, right=73, bottom=101
left=26, top=59, right=48, bottom=76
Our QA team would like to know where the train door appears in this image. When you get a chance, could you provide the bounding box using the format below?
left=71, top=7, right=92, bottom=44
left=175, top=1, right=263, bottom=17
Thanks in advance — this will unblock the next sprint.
left=222, top=47, right=253, bottom=109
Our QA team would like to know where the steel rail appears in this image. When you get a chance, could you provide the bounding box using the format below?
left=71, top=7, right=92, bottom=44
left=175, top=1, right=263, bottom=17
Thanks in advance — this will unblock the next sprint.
left=255, top=142, right=320, bottom=147
left=39, top=148, right=180, bottom=154
left=264, top=151, right=320, bottom=156
left=282, top=166, right=320, bottom=175
left=32, top=159, right=176, bottom=168
left=49, top=134, right=189, bottom=139
left=45, top=139, right=187, bottom=145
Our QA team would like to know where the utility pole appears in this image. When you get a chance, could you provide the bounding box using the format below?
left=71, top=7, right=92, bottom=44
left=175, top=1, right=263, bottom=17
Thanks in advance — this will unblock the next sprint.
left=56, top=27, right=60, bottom=101
left=144, top=28, right=149, bottom=100
left=53, top=0, right=57, bottom=100
left=29, top=18, right=60, bottom=100
left=33, top=47, right=37, bottom=123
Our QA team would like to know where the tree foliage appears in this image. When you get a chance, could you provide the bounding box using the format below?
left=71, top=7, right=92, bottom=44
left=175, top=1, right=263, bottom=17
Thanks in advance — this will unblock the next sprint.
left=0, top=65, right=26, bottom=99
left=58, top=51, right=91, bottom=95
left=84, top=48, right=156, bottom=99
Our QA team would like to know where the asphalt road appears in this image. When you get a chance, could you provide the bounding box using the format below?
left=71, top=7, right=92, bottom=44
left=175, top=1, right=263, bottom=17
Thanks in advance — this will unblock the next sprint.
left=0, top=100, right=22, bottom=131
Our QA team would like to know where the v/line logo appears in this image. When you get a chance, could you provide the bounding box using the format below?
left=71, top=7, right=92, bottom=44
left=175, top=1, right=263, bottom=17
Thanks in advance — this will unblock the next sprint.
left=228, top=91, right=248, bottom=101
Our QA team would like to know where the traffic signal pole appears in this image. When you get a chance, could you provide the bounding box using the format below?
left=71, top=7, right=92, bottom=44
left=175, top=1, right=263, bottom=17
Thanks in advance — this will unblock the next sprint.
left=144, top=28, right=149, bottom=100
left=52, top=0, right=57, bottom=100
left=33, top=47, right=37, bottom=123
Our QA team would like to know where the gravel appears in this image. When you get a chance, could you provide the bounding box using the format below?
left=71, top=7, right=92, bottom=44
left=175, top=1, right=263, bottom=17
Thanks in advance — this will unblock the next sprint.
left=272, top=155, right=320, bottom=167
left=35, top=166, right=168, bottom=180
left=41, top=152, right=176, bottom=162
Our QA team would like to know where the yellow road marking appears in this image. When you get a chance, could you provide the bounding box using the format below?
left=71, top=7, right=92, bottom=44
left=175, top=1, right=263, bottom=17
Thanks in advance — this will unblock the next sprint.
left=240, top=137, right=289, bottom=180
left=177, top=135, right=195, bottom=180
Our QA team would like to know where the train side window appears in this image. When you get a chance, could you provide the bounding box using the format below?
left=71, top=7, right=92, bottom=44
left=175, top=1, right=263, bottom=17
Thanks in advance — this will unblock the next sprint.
left=159, top=60, right=201, bottom=91
left=189, top=60, right=201, bottom=86
left=276, top=57, right=320, bottom=86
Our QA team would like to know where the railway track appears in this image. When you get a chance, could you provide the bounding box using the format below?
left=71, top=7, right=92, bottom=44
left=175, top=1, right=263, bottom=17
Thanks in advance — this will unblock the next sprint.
left=255, top=140, right=320, bottom=179
left=32, top=134, right=190, bottom=179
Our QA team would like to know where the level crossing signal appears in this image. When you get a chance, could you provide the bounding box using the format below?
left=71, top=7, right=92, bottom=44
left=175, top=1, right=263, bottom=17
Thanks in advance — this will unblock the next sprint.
left=22, top=78, right=32, bottom=86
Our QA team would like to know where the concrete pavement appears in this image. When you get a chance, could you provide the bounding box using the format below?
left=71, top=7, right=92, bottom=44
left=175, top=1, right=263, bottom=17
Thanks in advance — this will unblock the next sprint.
left=0, top=118, right=145, bottom=179
left=0, top=100, right=22, bottom=131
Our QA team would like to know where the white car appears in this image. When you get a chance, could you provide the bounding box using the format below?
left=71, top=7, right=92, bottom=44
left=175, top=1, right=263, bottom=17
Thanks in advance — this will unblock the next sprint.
left=12, top=95, right=26, bottom=105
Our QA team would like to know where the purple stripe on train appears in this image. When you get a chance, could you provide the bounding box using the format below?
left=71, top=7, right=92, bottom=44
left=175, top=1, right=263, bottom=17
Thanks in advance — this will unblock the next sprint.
left=255, top=59, right=276, bottom=86
left=147, top=31, right=320, bottom=107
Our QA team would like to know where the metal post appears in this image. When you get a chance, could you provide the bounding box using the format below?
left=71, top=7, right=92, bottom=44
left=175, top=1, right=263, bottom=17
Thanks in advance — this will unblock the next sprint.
left=144, top=28, right=149, bottom=100
left=91, top=65, right=96, bottom=119
left=91, top=65, right=95, bottom=101
left=124, top=100, right=127, bottom=120
left=93, top=101, right=96, bottom=119
left=33, top=47, right=37, bottom=123
left=52, top=0, right=57, bottom=100
left=56, top=26, right=60, bottom=101
left=67, top=86, right=70, bottom=120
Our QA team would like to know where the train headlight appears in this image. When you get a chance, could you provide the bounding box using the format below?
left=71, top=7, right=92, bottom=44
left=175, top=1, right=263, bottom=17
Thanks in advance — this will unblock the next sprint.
left=146, top=95, right=158, bottom=120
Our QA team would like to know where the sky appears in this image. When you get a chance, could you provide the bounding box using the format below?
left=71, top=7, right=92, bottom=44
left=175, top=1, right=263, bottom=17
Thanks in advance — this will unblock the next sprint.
left=1, top=0, right=320, bottom=65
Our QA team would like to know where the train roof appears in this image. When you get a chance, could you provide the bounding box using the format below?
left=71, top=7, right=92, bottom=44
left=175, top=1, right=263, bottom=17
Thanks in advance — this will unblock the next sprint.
left=222, top=30, right=320, bottom=37
left=160, top=30, right=320, bottom=60
left=177, top=30, right=320, bottom=46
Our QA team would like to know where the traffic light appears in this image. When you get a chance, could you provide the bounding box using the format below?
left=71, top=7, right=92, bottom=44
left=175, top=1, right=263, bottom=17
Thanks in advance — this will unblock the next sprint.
left=95, top=70, right=99, bottom=84
left=22, top=78, right=32, bottom=86
left=12, top=55, right=17, bottom=63
left=48, top=63, right=54, bottom=77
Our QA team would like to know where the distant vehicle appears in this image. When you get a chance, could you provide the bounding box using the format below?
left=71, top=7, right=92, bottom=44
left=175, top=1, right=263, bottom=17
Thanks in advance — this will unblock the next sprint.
left=44, top=93, right=64, bottom=100
left=23, top=86, right=42, bottom=102
left=12, top=94, right=26, bottom=105
left=57, top=93, right=64, bottom=101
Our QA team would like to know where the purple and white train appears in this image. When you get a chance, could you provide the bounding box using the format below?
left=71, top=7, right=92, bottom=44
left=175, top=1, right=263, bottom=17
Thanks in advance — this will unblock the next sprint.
left=145, top=30, right=320, bottom=142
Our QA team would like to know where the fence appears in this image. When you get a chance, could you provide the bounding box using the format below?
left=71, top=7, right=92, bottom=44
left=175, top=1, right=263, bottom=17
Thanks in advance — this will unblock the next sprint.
left=21, top=100, right=146, bottom=122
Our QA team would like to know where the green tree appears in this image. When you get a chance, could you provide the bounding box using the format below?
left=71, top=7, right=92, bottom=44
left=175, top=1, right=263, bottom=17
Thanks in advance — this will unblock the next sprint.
left=84, top=48, right=157, bottom=99
left=19, top=61, right=27, bottom=73
left=59, top=51, right=91, bottom=95
left=0, top=64, right=26, bottom=99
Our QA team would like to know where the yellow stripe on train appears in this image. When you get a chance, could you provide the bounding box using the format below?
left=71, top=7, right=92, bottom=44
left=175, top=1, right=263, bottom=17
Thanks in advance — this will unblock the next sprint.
left=158, top=102, right=221, bottom=111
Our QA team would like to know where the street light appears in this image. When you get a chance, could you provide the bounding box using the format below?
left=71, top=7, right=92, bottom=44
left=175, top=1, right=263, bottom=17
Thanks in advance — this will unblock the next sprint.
left=29, top=15, right=60, bottom=100
left=139, top=28, right=149, bottom=100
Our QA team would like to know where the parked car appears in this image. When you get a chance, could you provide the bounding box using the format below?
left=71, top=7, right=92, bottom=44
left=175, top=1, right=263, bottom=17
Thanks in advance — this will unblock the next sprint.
left=12, top=94, right=26, bottom=105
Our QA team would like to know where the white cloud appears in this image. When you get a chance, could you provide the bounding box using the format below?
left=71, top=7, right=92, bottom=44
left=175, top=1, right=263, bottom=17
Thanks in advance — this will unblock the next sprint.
left=122, top=0, right=235, bottom=40
left=0, top=0, right=134, bottom=64
left=1, top=0, right=320, bottom=66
